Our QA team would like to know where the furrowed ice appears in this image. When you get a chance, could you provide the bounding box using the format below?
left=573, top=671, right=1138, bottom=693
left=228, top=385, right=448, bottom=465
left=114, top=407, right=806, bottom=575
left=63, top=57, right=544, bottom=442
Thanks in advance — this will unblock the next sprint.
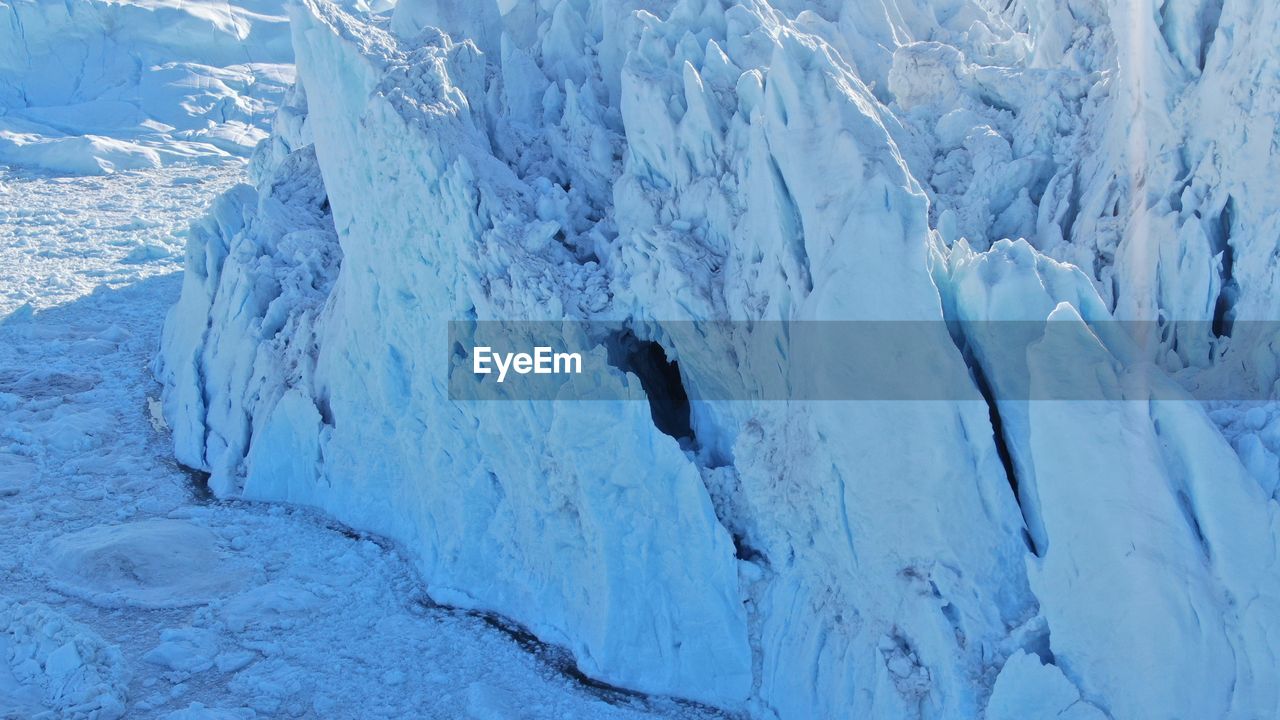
left=158, top=1, right=1280, bottom=718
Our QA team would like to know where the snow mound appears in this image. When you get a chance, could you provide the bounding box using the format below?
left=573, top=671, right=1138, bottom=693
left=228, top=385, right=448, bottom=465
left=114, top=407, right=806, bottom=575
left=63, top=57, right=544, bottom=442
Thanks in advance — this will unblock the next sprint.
left=44, top=519, right=251, bottom=609
left=143, top=628, right=221, bottom=675
left=0, top=600, right=129, bottom=720
left=0, top=0, right=295, bottom=174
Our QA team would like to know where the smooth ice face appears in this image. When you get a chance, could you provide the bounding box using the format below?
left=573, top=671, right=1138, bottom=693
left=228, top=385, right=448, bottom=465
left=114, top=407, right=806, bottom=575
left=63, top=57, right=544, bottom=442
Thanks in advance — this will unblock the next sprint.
left=157, top=0, right=1280, bottom=718
left=947, top=243, right=1280, bottom=719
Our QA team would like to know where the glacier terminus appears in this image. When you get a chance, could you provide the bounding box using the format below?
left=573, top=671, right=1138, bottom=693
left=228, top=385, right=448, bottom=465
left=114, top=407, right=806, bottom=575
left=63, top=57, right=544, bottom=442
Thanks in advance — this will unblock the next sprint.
left=3, top=0, right=1280, bottom=718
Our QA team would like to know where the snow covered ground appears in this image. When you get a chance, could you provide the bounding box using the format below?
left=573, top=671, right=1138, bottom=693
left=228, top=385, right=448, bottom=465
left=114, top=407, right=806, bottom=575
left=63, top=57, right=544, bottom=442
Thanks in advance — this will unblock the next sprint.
left=0, top=165, right=722, bottom=719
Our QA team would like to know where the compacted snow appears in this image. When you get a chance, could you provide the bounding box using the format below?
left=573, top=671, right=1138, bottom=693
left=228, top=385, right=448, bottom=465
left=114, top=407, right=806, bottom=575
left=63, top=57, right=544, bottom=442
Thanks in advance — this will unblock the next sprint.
left=0, top=166, right=722, bottom=719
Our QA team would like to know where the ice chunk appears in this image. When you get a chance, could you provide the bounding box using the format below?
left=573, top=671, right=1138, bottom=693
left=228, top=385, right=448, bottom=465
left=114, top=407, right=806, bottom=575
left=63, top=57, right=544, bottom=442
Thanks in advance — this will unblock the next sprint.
left=0, top=600, right=129, bottom=720
left=986, top=650, right=1106, bottom=720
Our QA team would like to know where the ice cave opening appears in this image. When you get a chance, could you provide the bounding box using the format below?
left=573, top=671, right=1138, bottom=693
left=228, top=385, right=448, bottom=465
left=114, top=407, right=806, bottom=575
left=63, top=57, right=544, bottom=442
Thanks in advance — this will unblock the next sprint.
left=605, top=330, right=695, bottom=445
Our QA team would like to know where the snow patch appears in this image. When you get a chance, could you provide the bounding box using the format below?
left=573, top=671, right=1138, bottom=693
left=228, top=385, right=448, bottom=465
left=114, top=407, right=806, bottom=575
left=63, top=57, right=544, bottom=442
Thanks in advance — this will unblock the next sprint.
left=44, top=519, right=251, bottom=609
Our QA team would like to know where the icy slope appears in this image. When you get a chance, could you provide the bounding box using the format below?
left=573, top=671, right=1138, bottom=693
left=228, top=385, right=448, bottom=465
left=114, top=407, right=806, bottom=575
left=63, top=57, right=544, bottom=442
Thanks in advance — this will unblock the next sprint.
left=159, top=0, right=1280, bottom=718
left=0, top=0, right=295, bottom=174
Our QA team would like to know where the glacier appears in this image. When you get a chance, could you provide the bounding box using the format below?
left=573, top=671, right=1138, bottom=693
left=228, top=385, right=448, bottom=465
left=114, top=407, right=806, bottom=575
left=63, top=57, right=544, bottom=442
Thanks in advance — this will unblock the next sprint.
left=0, top=0, right=303, bottom=174
left=155, top=0, right=1280, bottom=718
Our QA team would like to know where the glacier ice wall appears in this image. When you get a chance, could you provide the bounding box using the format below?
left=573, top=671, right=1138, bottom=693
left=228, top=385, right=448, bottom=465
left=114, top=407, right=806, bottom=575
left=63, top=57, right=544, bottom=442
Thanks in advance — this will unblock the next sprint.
left=159, top=0, right=1280, bottom=717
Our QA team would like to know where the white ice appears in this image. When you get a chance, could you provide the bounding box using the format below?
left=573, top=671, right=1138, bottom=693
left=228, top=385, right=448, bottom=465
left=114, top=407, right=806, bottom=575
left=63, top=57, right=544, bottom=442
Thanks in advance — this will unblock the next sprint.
left=0, top=0, right=294, bottom=174
left=0, top=165, right=720, bottom=719
left=6, top=0, right=1280, bottom=717
left=156, top=0, right=1280, bottom=717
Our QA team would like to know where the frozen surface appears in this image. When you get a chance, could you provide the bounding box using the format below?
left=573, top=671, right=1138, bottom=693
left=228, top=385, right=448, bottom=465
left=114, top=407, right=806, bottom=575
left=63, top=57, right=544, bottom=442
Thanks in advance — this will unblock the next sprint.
left=0, top=166, right=721, bottom=719
left=0, top=0, right=295, bottom=174
left=156, top=1, right=1280, bottom=719
left=0, top=0, right=1269, bottom=715
left=0, top=165, right=245, bottom=314
left=157, top=0, right=1280, bottom=717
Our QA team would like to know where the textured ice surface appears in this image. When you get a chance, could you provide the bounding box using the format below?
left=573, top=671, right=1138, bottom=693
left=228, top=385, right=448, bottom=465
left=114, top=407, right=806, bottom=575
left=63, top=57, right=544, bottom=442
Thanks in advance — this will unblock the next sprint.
left=0, top=600, right=130, bottom=720
left=154, top=0, right=1280, bottom=718
left=1, top=166, right=719, bottom=719
left=45, top=519, right=253, bottom=610
left=0, top=0, right=295, bottom=174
